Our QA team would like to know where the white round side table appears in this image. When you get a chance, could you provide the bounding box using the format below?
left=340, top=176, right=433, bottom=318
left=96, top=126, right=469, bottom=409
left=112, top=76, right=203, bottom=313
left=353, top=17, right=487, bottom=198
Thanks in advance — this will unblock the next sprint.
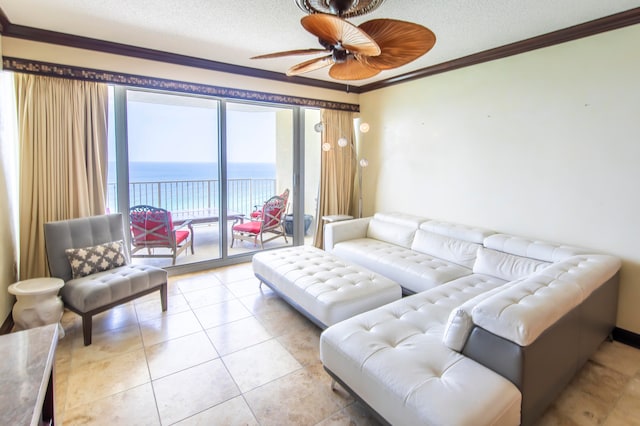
left=8, top=277, right=65, bottom=338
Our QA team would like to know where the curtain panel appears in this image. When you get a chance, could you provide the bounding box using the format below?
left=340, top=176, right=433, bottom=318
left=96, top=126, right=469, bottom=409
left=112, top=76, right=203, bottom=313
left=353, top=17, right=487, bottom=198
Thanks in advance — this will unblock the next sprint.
left=312, top=109, right=356, bottom=248
left=14, top=74, right=108, bottom=279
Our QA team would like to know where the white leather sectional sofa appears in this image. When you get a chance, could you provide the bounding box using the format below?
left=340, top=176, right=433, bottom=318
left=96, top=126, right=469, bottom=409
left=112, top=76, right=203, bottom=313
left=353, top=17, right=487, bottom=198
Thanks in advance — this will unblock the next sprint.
left=321, top=212, right=621, bottom=425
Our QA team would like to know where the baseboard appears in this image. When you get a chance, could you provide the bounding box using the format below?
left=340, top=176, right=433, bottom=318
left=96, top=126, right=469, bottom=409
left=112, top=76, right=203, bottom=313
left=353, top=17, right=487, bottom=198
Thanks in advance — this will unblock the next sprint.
left=612, top=327, right=640, bottom=349
left=0, top=313, right=14, bottom=335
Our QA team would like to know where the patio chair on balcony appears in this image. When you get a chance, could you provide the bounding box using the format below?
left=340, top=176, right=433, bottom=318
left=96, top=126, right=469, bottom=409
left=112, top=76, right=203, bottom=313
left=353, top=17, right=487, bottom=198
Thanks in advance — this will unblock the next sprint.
left=129, top=205, right=194, bottom=265
left=250, top=188, right=290, bottom=220
left=231, top=193, right=288, bottom=249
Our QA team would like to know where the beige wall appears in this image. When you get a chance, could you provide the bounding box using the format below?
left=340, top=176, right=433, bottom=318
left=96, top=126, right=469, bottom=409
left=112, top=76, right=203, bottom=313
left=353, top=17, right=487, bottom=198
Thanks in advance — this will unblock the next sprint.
left=359, top=24, right=640, bottom=333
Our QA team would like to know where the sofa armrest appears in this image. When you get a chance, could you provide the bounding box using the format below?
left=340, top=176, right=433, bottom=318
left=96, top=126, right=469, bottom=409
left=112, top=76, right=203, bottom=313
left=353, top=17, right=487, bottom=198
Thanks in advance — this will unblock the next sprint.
left=470, top=254, right=621, bottom=346
left=323, top=217, right=371, bottom=252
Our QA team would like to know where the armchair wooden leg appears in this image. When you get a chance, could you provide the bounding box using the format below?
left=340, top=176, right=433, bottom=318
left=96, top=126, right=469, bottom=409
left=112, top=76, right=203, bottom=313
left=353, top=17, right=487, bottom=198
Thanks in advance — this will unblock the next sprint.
left=82, top=314, right=93, bottom=346
left=160, top=283, right=168, bottom=311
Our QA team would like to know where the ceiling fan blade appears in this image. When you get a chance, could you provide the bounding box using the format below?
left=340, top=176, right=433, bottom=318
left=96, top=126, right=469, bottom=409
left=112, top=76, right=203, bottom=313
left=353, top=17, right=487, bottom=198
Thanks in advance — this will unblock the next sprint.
left=358, top=19, right=436, bottom=70
left=286, top=55, right=335, bottom=76
left=251, top=48, right=328, bottom=59
left=329, top=56, right=381, bottom=80
left=301, top=13, right=380, bottom=56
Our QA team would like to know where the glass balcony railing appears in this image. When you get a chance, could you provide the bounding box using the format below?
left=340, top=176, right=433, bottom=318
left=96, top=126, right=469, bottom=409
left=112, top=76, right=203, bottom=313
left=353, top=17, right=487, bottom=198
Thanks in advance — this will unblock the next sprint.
left=107, top=178, right=277, bottom=218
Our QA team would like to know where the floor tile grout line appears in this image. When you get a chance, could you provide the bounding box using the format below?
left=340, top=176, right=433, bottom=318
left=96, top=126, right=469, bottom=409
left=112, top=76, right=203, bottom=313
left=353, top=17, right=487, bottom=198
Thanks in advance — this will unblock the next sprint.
left=139, top=309, right=164, bottom=426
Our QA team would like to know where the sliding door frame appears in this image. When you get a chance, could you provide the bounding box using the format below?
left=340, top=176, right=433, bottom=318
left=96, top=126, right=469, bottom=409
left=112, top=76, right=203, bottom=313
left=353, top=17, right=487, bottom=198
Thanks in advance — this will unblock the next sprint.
left=110, top=85, right=311, bottom=275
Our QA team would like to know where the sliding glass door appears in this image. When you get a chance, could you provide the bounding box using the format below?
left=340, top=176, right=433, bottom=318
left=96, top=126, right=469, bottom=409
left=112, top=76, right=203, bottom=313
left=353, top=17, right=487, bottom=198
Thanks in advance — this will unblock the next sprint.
left=226, top=102, right=294, bottom=256
left=125, top=90, right=221, bottom=266
left=107, top=87, right=318, bottom=271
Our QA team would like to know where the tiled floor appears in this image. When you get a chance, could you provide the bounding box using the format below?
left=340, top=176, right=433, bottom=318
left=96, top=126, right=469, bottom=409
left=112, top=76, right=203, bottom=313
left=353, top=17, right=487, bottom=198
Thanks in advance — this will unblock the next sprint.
left=54, top=262, right=640, bottom=425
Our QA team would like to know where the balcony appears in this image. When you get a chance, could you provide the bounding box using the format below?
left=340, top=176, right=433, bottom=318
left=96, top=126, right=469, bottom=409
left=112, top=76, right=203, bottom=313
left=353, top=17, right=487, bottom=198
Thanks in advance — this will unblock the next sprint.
left=108, top=178, right=312, bottom=267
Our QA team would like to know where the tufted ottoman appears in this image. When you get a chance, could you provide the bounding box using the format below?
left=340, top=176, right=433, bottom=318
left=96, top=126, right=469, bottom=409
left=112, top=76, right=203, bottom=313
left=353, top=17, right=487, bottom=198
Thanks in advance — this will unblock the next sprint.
left=252, top=246, right=402, bottom=328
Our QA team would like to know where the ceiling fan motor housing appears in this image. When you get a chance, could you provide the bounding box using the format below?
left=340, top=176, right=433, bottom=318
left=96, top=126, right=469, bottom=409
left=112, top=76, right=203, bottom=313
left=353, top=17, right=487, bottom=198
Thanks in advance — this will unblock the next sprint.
left=332, top=48, right=349, bottom=63
left=328, top=0, right=358, bottom=15
left=295, top=0, right=387, bottom=18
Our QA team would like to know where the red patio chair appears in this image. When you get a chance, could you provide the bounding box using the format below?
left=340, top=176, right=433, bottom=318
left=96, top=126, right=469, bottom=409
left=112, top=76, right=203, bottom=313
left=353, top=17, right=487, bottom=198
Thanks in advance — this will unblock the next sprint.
left=250, top=188, right=289, bottom=220
left=130, top=205, right=194, bottom=265
left=231, top=194, right=288, bottom=249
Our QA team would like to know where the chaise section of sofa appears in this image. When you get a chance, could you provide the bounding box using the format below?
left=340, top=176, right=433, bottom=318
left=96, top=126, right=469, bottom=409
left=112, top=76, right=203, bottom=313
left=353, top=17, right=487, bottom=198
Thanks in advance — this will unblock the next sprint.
left=320, top=276, right=522, bottom=425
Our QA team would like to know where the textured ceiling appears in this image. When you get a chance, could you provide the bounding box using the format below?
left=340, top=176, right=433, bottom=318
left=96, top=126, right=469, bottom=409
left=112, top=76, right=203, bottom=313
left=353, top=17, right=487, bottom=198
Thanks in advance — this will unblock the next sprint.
left=1, top=0, right=639, bottom=86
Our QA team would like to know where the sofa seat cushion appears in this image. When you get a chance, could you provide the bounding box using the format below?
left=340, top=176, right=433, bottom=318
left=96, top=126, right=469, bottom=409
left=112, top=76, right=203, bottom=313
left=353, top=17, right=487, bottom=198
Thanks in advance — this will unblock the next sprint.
left=333, top=239, right=472, bottom=293
left=61, top=264, right=168, bottom=312
left=320, top=279, right=521, bottom=426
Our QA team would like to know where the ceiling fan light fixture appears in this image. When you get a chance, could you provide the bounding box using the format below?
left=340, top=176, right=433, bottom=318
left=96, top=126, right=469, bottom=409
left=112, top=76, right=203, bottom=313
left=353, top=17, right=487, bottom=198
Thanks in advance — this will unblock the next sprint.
left=333, top=49, right=349, bottom=63
left=295, top=0, right=387, bottom=18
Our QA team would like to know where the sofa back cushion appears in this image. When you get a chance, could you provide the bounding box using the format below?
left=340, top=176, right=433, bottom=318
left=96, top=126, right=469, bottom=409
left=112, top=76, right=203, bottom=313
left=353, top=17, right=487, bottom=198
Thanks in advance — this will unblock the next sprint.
left=420, top=220, right=494, bottom=244
left=373, top=212, right=428, bottom=228
left=473, top=247, right=550, bottom=282
left=484, top=234, right=589, bottom=263
left=367, top=219, right=417, bottom=248
left=411, top=230, right=481, bottom=268
left=365, top=212, right=426, bottom=248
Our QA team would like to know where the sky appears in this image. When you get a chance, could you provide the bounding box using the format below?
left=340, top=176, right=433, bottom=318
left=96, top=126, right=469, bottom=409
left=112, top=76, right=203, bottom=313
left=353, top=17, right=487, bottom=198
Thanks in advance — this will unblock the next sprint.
left=108, top=92, right=278, bottom=164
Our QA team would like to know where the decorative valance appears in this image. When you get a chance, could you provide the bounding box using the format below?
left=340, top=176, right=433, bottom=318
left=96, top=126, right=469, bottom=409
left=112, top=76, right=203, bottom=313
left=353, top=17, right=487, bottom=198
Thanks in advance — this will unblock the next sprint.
left=2, top=56, right=360, bottom=112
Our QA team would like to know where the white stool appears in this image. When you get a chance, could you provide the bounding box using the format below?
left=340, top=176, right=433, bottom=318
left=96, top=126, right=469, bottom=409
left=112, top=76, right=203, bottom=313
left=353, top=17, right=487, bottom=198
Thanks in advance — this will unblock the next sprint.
left=8, top=278, right=65, bottom=338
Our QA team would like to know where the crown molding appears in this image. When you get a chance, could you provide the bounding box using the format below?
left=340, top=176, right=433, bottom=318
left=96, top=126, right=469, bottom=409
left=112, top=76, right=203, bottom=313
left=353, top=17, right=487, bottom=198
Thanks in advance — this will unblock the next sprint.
left=0, top=7, right=638, bottom=94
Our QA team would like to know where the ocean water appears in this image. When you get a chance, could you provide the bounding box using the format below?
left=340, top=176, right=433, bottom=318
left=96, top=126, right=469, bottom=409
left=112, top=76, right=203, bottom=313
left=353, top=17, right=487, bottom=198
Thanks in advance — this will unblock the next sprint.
left=108, top=161, right=276, bottom=182
left=107, top=162, right=277, bottom=214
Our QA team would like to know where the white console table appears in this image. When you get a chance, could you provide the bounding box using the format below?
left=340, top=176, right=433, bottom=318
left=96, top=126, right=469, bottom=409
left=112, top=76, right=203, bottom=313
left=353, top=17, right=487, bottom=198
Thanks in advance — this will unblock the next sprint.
left=0, top=324, right=58, bottom=425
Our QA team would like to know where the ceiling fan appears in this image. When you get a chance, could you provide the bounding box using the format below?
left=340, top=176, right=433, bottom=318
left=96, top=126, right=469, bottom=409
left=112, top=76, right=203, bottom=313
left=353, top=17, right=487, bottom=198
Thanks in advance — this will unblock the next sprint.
left=251, top=1, right=436, bottom=81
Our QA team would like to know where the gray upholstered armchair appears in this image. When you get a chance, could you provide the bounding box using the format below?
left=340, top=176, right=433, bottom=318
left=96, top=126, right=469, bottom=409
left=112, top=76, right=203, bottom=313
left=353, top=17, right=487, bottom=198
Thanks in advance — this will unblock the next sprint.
left=44, top=213, right=167, bottom=345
